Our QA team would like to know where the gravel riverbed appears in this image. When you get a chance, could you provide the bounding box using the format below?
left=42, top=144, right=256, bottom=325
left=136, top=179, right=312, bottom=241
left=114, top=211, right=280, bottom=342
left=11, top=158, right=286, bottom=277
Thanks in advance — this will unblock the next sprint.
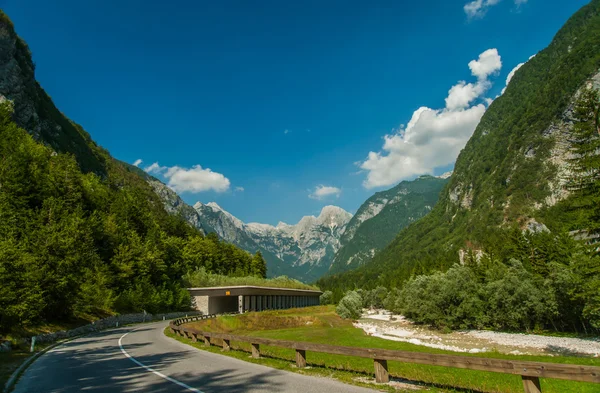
left=355, top=310, right=600, bottom=357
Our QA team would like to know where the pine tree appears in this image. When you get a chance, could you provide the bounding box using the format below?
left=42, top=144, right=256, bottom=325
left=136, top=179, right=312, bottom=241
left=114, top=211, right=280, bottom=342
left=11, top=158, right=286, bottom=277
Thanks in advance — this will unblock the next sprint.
left=251, top=251, right=267, bottom=278
left=569, top=87, right=600, bottom=237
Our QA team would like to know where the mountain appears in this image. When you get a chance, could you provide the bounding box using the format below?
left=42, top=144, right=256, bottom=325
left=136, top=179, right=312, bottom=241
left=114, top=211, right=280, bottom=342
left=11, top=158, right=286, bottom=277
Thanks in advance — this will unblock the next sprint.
left=0, top=10, right=265, bottom=331
left=328, top=175, right=449, bottom=275
left=191, top=202, right=352, bottom=282
left=318, top=0, right=600, bottom=292
left=0, top=12, right=107, bottom=176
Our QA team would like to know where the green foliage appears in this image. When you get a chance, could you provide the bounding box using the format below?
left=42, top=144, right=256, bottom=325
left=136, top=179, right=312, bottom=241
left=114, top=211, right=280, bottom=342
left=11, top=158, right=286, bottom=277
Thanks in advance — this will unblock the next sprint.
left=251, top=251, right=267, bottom=279
left=0, top=101, right=262, bottom=333
left=359, top=286, right=387, bottom=309
left=182, top=267, right=317, bottom=290
left=335, top=291, right=363, bottom=320
left=568, top=87, right=600, bottom=236
left=318, top=0, right=600, bottom=334
left=319, top=290, right=333, bottom=305
left=383, top=255, right=600, bottom=332
left=329, top=176, right=448, bottom=275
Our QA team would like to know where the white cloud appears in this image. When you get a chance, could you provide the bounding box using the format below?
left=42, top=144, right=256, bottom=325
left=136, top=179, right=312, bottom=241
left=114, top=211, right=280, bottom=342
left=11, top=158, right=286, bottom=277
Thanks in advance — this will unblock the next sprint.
left=468, top=49, right=502, bottom=80
left=284, top=129, right=291, bottom=134
left=464, top=0, right=527, bottom=18
left=361, top=49, right=502, bottom=189
left=235, top=186, right=245, bottom=192
left=309, top=185, right=342, bottom=200
left=132, top=159, right=143, bottom=167
left=445, top=81, right=486, bottom=110
left=144, top=162, right=167, bottom=174
left=144, top=162, right=230, bottom=193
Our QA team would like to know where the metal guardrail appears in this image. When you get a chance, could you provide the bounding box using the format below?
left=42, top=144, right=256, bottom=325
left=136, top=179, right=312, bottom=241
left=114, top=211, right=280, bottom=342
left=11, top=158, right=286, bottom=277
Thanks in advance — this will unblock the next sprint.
left=169, top=319, right=600, bottom=393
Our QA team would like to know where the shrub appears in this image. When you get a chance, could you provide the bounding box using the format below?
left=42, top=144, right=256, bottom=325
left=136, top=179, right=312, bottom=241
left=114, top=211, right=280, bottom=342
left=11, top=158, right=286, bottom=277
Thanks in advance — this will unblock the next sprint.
left=336, top=291, right=363, bottom=320
left=319, top=290, right=333, bottom=305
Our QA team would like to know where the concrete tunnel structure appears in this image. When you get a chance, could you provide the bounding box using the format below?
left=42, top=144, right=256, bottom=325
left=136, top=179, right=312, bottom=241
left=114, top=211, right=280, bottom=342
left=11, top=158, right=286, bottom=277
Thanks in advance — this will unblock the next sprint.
left=187, top=286, right=322, bottom=315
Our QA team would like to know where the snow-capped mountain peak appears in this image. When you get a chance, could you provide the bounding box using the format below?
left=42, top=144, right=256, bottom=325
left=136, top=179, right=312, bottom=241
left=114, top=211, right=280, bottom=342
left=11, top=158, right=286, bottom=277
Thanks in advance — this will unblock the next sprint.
left=190, top=202, right=352, bottom=281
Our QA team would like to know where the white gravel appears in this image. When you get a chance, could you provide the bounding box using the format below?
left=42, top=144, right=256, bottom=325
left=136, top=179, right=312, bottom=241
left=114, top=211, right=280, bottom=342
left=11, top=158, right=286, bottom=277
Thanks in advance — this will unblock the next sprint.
left=465, top=330, right=600, bottom=356
left=357, top=310, right=600, bottom=357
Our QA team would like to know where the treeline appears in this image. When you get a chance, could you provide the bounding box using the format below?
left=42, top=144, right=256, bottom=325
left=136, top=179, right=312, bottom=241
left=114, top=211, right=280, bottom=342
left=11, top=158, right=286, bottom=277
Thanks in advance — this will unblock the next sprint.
left=331, top=246, right=599, bottom=333
left=385, top=253, right=599, bottom=332
left=0, top=102, right=266, bottom=333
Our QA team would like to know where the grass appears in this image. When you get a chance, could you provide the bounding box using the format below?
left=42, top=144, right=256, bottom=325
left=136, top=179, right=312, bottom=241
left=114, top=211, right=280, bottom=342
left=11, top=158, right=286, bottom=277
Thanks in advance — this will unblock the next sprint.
left=183, top=268, right=320, bottom=291
left=170, top=306, right=600, bottom=393
left=0, top=350, right=30, bottom=388
left=0, top=340, right=53, bottom=389
left=165, top=327, right=448, bottom=392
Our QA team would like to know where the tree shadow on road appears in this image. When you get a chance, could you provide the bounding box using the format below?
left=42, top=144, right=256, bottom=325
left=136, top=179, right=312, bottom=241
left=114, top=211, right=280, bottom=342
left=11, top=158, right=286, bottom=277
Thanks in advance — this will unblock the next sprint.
left=14, top=326, right=285, bottom=393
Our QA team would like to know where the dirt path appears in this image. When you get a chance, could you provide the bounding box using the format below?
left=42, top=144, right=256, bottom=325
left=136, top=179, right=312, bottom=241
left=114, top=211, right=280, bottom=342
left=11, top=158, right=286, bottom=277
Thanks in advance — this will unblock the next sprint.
left=356, top=310, right=600, bottom=357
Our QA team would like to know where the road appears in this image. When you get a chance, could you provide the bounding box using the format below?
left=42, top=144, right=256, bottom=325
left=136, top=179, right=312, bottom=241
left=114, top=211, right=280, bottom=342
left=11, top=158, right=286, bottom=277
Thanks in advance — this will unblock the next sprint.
left=12, top=321, right=376, bottom=392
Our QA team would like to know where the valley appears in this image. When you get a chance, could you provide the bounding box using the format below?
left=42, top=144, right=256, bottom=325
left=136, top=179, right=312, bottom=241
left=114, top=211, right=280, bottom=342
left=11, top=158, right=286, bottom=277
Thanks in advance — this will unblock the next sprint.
left=1, top=1, right=600, bottom=392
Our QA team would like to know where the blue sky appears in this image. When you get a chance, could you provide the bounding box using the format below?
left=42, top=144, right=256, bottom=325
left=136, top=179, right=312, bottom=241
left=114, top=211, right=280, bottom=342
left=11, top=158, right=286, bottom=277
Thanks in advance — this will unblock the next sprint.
left=2, top=0, right=589, bottom=225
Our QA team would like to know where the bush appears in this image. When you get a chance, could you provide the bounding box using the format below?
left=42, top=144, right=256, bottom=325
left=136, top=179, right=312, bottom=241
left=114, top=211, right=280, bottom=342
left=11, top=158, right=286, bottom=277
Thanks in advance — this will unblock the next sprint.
left=319, top=290, right=333, bottom=305
left=336, top=291, right=363, bottom=320
left=389, top=260, right=566, bottom=331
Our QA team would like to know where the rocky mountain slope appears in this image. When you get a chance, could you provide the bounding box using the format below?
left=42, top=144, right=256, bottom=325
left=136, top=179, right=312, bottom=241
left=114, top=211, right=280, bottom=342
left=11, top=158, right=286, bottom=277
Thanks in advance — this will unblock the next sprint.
left=318, top=0, right=600, bottom=291
left=328, top=175, right=449, bottom=275
left=0, top=13, right=107, bottom=175
left=143, top=174, right=354, bottom=282
left=148, top=173, right=453, bottom=283
left=192, top=202, right=352, bottom=282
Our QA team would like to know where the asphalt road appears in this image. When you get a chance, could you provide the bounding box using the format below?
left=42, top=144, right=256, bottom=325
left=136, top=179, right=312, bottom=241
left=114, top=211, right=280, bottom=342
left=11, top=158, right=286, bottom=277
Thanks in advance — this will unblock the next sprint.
left=12, top=321, right=376, bottom=392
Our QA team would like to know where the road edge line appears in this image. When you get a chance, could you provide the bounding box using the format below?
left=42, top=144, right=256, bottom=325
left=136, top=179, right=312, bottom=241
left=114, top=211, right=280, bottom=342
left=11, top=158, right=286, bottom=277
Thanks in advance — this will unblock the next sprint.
left=118, top=329, right=203, bottom=393
left=3, top=337, right=70, bottom=393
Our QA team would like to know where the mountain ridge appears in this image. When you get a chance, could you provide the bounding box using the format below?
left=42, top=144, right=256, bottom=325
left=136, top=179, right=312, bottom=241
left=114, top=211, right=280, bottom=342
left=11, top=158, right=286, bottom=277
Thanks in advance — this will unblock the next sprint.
left=317, top=0, right=600, bottom=292
left=328, top=175, right=449, bottom=275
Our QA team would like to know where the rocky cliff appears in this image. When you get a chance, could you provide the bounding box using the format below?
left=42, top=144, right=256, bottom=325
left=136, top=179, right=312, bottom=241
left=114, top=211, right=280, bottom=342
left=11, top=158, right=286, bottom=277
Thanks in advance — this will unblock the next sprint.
left=0, top=13, right=107, bottom=175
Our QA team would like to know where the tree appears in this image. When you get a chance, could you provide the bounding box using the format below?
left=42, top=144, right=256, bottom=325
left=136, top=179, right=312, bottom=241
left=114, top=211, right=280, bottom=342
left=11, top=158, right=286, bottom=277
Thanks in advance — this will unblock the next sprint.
left=336, top=291, right=363, bottom=320
left=319, top=290, right=333, bottom=305
left=570, top=87, right=600, bottom=236
left=251, top=251, right=267, bottom=278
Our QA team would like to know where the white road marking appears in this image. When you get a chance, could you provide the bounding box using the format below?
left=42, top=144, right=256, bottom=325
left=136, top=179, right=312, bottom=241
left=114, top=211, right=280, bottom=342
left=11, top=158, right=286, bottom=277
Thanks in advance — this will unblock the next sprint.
left=118, top=329, right=203, bottom=393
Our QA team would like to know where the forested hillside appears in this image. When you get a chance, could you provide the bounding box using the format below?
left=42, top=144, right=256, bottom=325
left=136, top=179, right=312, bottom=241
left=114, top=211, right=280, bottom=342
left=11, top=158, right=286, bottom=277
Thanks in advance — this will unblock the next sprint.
left=0, top=12, right=266, bottom=333
left=328, top=175, right=448, bottom=275
left=318, top=0, right=600, bottom=330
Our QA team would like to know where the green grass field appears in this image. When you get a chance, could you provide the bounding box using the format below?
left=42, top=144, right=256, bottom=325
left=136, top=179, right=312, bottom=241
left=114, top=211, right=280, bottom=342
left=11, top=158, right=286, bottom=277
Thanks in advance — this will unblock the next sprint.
left=170, top=306, right=600, bottom=393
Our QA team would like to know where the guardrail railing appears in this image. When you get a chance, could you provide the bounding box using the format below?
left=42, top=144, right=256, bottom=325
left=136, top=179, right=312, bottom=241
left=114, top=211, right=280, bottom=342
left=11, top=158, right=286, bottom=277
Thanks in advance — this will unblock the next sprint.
left=169, top=319, right=600, bottom=393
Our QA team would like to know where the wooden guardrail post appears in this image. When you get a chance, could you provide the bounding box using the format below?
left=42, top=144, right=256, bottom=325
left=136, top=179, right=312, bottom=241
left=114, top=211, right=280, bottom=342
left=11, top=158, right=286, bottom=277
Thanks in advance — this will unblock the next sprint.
left=522, top=376, right=542, bottom=393
left=191, top=333, right=197, bottom=343
left=374, top=359, right=389, bottom=383
left=251, top=343, right=260, bottom=358
left=167, top=320, right=600, bottom=390
left=295, top=349, right=306, bottom=368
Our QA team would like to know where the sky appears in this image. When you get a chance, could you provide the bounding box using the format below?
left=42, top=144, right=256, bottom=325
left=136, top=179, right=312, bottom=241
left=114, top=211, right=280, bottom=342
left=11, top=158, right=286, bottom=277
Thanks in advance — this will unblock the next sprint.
left=1, top=0, right=590, bottom=225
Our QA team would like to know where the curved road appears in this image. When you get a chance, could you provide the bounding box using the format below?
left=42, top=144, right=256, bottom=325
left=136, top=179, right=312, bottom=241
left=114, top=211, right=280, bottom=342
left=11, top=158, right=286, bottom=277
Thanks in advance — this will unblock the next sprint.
left=13, top=321, right=375, bottom=392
